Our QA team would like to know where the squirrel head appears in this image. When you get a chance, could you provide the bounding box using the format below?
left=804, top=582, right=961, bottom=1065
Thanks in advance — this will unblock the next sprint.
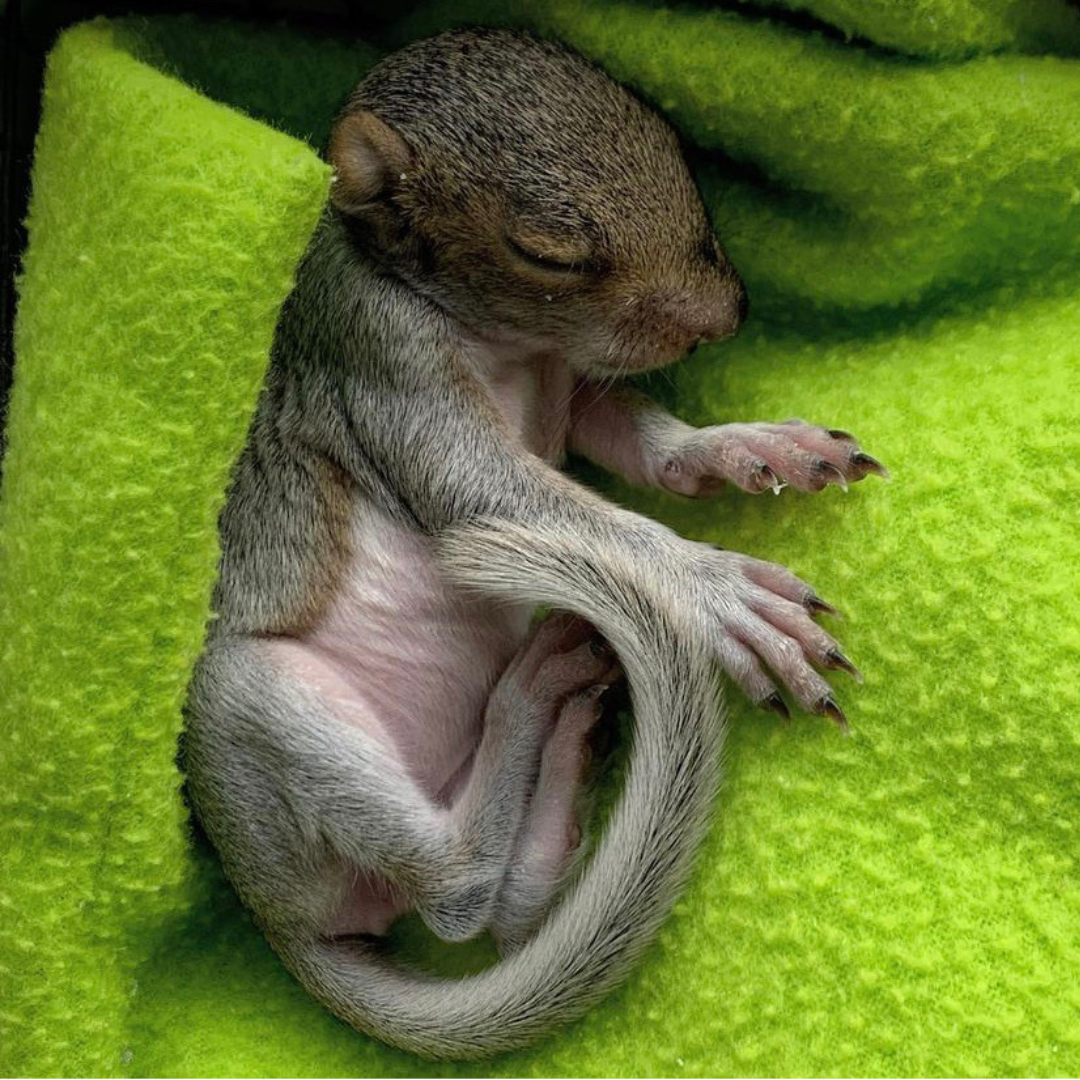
left=329, top=28, right=746, bottom=376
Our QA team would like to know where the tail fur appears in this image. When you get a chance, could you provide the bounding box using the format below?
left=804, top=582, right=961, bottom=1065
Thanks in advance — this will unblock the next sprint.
left=280, top=519, right=724, bottom=1059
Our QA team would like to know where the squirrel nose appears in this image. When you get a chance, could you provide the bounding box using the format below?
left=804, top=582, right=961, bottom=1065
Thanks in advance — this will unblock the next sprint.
left=695, top=277, right=748, bottom=344
left=621, top=276, right=749, bottom=370
left=657, top=274, right=747, bottom=350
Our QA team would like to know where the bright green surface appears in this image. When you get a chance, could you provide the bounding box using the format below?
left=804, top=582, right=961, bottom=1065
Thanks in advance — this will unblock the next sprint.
left=0, top=18, right=333, bottom=1077
left=2, top=3, right=1079, bottom=1076
left=729, top=0, right=1080, bottom=59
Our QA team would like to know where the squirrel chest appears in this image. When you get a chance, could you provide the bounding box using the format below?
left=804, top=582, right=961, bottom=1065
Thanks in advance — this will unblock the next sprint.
left=277, top=352, right=575, bottom=799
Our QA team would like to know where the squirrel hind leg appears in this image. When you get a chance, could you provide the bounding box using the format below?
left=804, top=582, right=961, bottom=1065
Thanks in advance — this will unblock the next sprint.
left=490, top=636, right=625, bottom=954
left=421, top=611, right=618, bottom=944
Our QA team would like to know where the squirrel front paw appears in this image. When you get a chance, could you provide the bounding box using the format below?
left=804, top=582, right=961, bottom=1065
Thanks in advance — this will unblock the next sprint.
left=659, top=419, right=887, bottom=497
left=686, top=548, right=861, bottom=729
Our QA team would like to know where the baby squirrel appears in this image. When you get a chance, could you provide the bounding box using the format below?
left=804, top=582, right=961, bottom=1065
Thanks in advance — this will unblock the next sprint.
left=183, top=28, right=884, bottom=1060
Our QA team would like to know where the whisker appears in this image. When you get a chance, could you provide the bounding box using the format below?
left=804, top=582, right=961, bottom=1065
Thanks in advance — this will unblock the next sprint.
left=573, top=372, right=618, bottom=427
left=555, top=373, right=593, bottom=418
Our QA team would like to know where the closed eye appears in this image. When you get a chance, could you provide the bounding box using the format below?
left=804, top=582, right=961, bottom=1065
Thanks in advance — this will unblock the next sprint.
left=506, top=235, right=586, bottom=273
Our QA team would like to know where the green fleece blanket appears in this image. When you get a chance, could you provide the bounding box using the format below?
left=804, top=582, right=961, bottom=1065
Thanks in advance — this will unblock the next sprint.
left=2, top=3, right=1079, bottom=1076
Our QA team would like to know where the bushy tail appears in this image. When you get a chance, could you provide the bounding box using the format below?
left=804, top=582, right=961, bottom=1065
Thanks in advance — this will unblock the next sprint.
left=282, top=519, right=725, bottom=1059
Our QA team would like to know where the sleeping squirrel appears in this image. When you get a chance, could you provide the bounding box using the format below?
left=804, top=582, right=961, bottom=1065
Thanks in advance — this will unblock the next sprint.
left=183, top=27, right=884, bottom=1060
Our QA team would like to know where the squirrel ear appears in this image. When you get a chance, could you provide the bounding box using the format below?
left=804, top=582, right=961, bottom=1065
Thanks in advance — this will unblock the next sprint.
left=328, top=111, right=413, bottom=213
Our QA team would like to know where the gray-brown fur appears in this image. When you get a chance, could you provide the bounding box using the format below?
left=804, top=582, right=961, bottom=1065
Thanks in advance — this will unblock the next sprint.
left=184, top=27, right=876, bottom=1060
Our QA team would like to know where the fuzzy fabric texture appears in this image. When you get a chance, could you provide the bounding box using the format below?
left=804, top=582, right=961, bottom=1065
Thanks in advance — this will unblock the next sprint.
left=2, top=3, right=1080, bottom=1076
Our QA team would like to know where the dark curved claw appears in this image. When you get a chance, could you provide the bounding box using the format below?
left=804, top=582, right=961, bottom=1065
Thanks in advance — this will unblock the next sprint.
left=817, top=695, right=849, bottom=733
left=761, top=692, right=791, bottom=720
left=754, top=462, right=781, bottom=493
left=825, top=648, right=862, bottom=683
left=851, top=451, right=890, bottom=479
left=814, top=460, right=849, bottom=491
left=804, top=592, right=839, bottom=618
